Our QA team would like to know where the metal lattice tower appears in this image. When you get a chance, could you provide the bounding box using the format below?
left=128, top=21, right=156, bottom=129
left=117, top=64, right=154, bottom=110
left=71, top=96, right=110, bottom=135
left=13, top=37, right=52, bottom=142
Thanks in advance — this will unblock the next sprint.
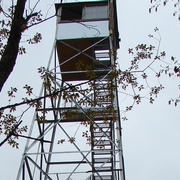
left=17, top=0, right=125, bottom=179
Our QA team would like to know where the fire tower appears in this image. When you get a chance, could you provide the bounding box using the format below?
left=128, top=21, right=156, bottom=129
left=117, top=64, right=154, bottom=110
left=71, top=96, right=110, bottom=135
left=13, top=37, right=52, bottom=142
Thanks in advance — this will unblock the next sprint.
left=17, top=0, right=125, bottom=179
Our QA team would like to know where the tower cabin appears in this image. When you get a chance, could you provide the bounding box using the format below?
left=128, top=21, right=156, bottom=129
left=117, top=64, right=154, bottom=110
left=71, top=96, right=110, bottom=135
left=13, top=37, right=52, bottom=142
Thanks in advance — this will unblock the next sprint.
left=55, top=0, right=119, bottom=81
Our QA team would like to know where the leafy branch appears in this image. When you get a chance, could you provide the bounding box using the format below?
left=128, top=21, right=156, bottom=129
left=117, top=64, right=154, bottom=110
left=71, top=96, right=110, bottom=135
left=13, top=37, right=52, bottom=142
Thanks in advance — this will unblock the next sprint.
left=149, top=0, right=180, bottom=20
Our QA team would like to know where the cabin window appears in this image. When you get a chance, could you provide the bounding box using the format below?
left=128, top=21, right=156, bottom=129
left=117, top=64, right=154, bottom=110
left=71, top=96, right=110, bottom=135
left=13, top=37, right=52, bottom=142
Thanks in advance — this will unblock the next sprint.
left=82, top=5, right=108, bottom=20
left=61, top=6, right=82, bottom=21
left=60, top=5, right=108, bottom=21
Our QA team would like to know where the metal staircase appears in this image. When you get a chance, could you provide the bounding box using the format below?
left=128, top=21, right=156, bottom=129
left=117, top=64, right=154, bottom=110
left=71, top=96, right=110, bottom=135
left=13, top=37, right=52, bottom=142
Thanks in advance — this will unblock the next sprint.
left=91, top=120, right=113, bottom=180
left=90, top=77, right=115, bottom=180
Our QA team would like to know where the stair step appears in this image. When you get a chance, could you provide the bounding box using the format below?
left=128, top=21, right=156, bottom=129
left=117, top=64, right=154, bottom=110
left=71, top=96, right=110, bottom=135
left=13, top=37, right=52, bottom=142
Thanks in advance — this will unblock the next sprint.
left=96, top=96, right=111, bottom=99
left=96, top=101, right=111, bottom=104
left=93, top=140, right=111, bottom=146
left=94, top=88, right=107, bottom=91
left=93, top=149, right=112, bottom=155
left=96, top=99, right=111, bottom=102
left=94, top=88, right=109, bottom=92
left=94, top=175, right=112, bottom=180
left=93, top=131, right=111, bottom=137
left=95, top=166, right=112, bottom=172
left=94, top=158, right=111, bottom=163
left=96, top=97, right=111, bottom=100
left=93, top=123, right=110, bottom=128
left=93, top=115, right=114, bottom=119
left=95, top=82, right=108, bottom=85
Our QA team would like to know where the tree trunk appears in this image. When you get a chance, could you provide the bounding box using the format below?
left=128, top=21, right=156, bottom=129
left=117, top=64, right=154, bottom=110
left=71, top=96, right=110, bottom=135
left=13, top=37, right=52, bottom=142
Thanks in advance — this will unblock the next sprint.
left=0, top=0, right=27, bottom=92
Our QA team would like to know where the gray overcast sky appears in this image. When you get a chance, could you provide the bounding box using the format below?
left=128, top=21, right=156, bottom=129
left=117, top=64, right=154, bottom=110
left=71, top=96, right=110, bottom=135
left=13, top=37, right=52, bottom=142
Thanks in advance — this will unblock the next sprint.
left=0, top=0, right=180, bottom=180
left=118, top=1, right=180, bottom=180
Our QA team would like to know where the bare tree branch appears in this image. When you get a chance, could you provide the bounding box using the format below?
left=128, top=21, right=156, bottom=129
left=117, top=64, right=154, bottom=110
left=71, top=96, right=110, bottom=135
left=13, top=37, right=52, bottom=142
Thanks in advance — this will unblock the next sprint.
left=0, top=0, right=27, bottom=92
